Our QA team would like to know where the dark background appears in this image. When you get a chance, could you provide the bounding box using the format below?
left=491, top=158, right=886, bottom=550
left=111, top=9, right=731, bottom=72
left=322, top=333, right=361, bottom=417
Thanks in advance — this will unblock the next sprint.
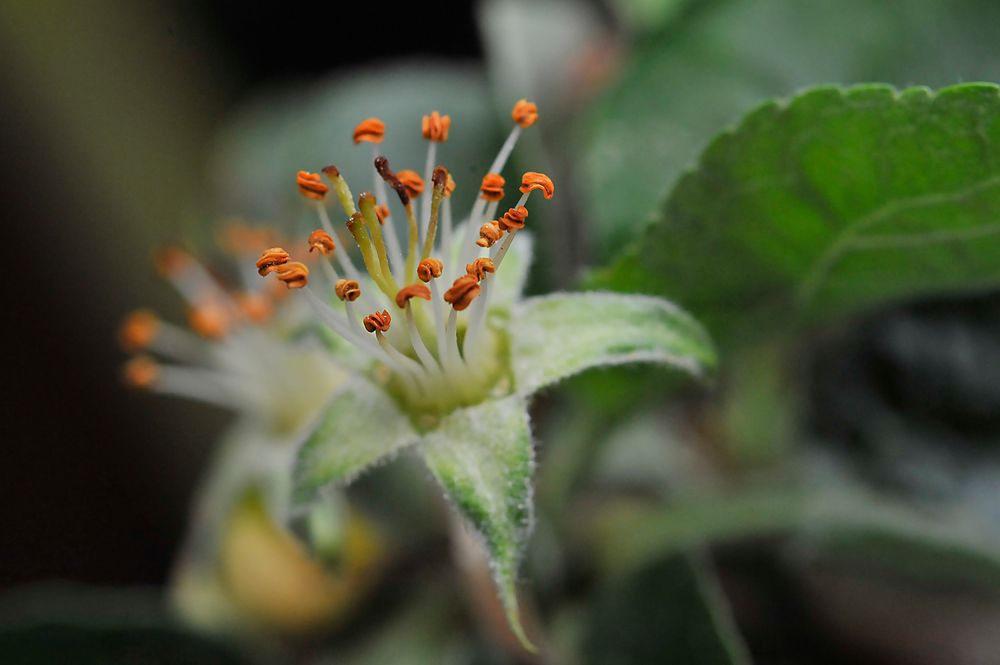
left=0, top=1, right=480, bottom=590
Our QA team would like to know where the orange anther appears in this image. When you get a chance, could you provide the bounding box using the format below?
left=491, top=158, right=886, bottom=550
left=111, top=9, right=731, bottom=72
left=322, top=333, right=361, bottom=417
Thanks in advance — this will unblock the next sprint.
left=123, top=355, right=159, bottom=389
left=275, top=262, right=309, bottom=289
left=335, top=279, right=361, bottom=302
left=363, top=309, right=392, bottom=333
left=375, top=203, right=390, bottom=223
left=188, top=302, right=231, bottom=339
left=236, top=292, right=272, bottom=323
left=479, top=173, right=506, bottom=202
left=519, top=172, right=554, bottom=199
left=421, top=111, right=451, bottom=142
left=476, top=220, right=503, bottom=248
left=154, top=247, right=194, bottom=277
left=353, top=118, right=385, bottom=144
left=466, top=257, right=496, bottom=282
left=395, top=283, right=432, bottom=308
left=397, top=170, right=425, bottom=199
left=297, top=170, right=329, bottom=200
left=497, top=206, right=528, bottom=232
left=443, top=274, right=481, bottom=311
left=417, top=258, right=444, bottom=282
left=256, top=247, right=290, bottom=276
left=308, top=229, right=336, bottom=255
left=512, top=99, right=539, bottom=128
left=444, top=173, right=456, bottom=198
left=119, top=309, right=160, bottom=352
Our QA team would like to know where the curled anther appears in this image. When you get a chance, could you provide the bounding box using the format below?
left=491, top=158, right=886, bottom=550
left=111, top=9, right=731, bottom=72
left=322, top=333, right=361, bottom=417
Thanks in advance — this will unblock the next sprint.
left=479, top=173, right=506, bottom=202
left=308, top=229, right=336, bottom=255
left=417, top=258, right=444, bottom=282
left=498, top=206, right=529, bottom=232
left=188, top=302, right=231, bottom=339
left=397, top=170, right=425, bottom=198
left=275, top=262, right=309, bottom=289
left=443, top=274, right=481, bottom=311
left=512, top=99, right=539, bottom=128
left=375, top=203, right=390, bottom=223
left=256, top=247, right=290, bottom=276
left=363, top=309, right=392, bottom=333
left=421, top=111, right=451, bottom=142
left=477, top=220, right=503, bottom=247
left=353, top=118, right=385, bottom=144
left=335, top=279, right=361, bottom=302
left=297, top=170, right=329, bottom=200
left=466, top=257, right=496, bottom=282
left=519, top=172, right=555, bottom=199
left=120, top=309, right=160, bottom=352
left=374, top=156, right=410, bottom=205
left=444, top=173, right=456, bottom=198
left=123, top=355, right=159, bottom=390
left=395, top=283, right=432, bottom=308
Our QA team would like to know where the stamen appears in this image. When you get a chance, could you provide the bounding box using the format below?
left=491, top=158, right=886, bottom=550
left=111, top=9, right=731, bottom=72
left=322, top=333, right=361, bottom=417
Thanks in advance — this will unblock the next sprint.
left=441, top=173, right=456, bottom=258
left=375, top=204, right=390, bottom=223
left=458, top=174, right=506, bottom=272
left=511, top=99, right=539, bottom=128
left=321, top=166, right=357, bottom=216
left=256, top=247, right=290, bottom=276
left=476, top=220, right=503, bottom=248
left=346, top=212, right=385, bottom=288
left=497, top=206, right=528, bottom=232
left=479, top=173, right=506, bottom=202
left=493, top=172, right=555, bottom=270
left=443, top=274, right=481, bottom=312
left=363, top=309, right=392, bottom=333
left=394, top=284, right=432, bottom=308
left=123, top=355, right=159, bottom=390
left=358, top=193, right=395, bottom=284
left=120, top=309, right=160, bottom=352
left=297, top=171, right=329, bottom=200
left=187, top=302, right=232, bottom=339
left=417, top=258, right=444, bottom=282
left=274, top=262, right=310, bottom=289
left=519, top=172, right=555, bottom=199
left=466, top=257, right=496, bottom=282
left=421, top=111, right=451, bottom=142
left=397, top=171, right=425, bottom=200
left=236, top=292, right=273, bottom=324
left=375, top=156, right=420, bottom=280
left=154, top=247, right=195, bottom=278
left=421, top=167, right=448, bottom=260
left=396, top=284, right=441, bottom=375
left=353, top=118, right=385, bottom=144
left=307, top=230, right=336, bottom=255
left=335, top=279, right=362, bottom=302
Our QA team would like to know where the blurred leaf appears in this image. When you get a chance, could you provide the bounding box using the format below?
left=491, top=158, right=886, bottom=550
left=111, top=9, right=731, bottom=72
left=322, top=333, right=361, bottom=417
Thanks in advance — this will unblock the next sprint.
left=212, top=62, right=502, bottom=227
left=580, top=0, right=1000, bottom=256
left=293, top=375, right=419, bottom=506
left=599, top=83, right=1000, bottom=350
left=583, top=554, right=750, bottom=665
left=0, top=585, right=265, bottom=665
left=420, top=395, right=536, bottom=650
left=511, top=292, right=716, bottom=395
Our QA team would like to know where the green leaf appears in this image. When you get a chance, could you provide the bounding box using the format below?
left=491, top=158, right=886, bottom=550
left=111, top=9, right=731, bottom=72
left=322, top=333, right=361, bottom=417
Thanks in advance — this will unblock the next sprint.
left=582, top=553, right=750, bottom=665
left=599, top=83, right=1000, bottom=348
left=419, top=395, right=536, bottom=650
left=510, top=292, right=716, bottom=395
left=581, top=0, right=1000, bottom=256
left=212, top=61, right=502, bottom=223
left=293, top=375, right=419, bottom=506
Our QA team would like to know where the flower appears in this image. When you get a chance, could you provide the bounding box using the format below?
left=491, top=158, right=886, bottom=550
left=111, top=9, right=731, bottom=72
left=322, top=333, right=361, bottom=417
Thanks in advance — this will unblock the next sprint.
left=123, top=99, right=715, bottom=648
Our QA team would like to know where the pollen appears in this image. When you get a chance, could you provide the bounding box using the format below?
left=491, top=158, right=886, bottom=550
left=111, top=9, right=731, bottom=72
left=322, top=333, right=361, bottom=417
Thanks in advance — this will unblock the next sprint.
left=353, top=118, right=385, bottom=144
left=443, top=274, right=481, bottom=311
left=256, top=247, right=291, bottom=276
left=444, top=173, right=456, bottom=198
left=123, top=355, right=159, bottom=389
left=307, top=229, right=336, bottom=255
left=397, top=170, right=425, bottom=199
left=497, top=206, right=528, bottom=232
left=188, top=302, right=231, bottom=339
left=335, top=279, right=362, bottom=302
left=120, top=309, right=160, bottom=352
left=466, top=257, right=496, bottom=282
left=479, top=173, right=506, bottom=202
left=421, top=111, right=451, bottom=142
left=275, top=262, right=309, bottom=289
left=417, top=258, right=444, bottom=282
left=511, top=99, right=539, bottom=128
left=297, top=170, right=329, bottom=200
left=519, top=172, right=554, bottom=199
left=363, top=309, right=392, bottom=333
left=476, top=220, right=503, bottom=247
left=395, top=283, right=432, bottom=308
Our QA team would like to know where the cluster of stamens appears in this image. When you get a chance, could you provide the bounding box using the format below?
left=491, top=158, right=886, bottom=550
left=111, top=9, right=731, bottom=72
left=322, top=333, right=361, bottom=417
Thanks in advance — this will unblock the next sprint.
left=256, top=99, right=552, bottom=415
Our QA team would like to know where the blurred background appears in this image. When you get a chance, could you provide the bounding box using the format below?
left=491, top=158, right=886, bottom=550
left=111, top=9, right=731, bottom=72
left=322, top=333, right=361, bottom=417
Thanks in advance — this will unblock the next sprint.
left=4, top=1, right=1000, bottom=664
